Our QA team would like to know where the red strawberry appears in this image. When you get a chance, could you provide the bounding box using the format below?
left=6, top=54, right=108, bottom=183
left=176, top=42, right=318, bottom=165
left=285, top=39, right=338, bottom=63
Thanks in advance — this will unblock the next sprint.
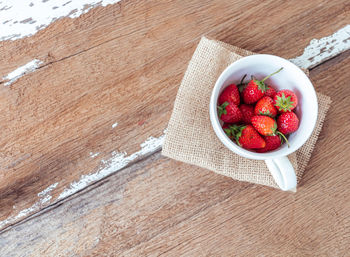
left=251, top=115, right=277, bottom=136
left=242, top=80, right=264, bottom=104
left=256, top=135, right=281, bottom=153
left=217, top=102, right=242, bottom=123
left=254, top=96, right=278, bottom=118
left=240, top=104, right=255, bottom=124
left=274, top=89, right=298, bottom=112
left=277, top=112, right=299, bottom=134
left=229, top=125, right=266, bottom=149
left=218, top=84, right=240, bottom=105
left=265, top=85, right=277, bottom=98
left=242, top=68, right=283, bottom=104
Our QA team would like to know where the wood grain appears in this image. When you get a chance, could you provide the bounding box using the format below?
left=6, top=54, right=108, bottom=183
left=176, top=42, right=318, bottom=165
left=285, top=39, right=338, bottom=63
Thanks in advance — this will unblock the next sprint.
left=2, top=46, right=350, bottom=257
left=0, top=0, right=350, bottom=235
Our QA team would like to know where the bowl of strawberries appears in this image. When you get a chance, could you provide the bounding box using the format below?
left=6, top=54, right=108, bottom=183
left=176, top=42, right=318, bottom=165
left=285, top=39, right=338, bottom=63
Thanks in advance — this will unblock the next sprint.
left=209, top=54, right=318, bottom=191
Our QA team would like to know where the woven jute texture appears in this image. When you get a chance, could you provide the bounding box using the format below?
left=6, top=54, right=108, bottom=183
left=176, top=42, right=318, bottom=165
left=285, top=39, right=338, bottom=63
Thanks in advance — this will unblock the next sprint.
left=162, top=37, right=331, bottom=189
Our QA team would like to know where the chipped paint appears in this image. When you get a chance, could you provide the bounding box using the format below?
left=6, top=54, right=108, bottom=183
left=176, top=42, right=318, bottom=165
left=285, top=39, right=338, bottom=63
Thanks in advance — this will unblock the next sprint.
left=57, top=132, right=166, bottom=200
left=89, top=152, right=100, bottom=158
left=290, top=25, right=350, bottom=69
left=112, top=122, right=118, bottom=128
left=0, top=0, right=121, bottom=41
left=2, top=59, right=43, bottom=86
left=0, top=182, right=58, bottom=229
left=37, top=183, right=58, bottom=199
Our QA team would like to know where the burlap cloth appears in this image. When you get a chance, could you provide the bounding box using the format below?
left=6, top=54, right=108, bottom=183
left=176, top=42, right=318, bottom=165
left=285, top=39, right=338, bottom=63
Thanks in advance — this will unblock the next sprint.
left=162, top=36, right=331, bottom=189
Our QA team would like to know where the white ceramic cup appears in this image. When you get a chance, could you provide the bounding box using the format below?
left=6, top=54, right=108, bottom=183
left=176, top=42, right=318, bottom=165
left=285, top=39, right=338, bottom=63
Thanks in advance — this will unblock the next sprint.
left=209, top=54, right=318, bottom=191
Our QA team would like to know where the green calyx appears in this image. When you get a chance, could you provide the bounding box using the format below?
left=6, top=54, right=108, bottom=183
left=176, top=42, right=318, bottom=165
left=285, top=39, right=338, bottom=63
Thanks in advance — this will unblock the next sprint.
left=254, top=67, right=283, bottom=92
left=259, top=110, right=273, bottom=118
left=218, top=102, right=229, bottom=117
left=224, top=124, right=246, bottom=146
left=274, top=93, right=294, bottom=112
left=269, top=121, right=277, bottom=136
left=253, top=80, right=268, bottom=92
left=224, top=128, right=232, bottom=136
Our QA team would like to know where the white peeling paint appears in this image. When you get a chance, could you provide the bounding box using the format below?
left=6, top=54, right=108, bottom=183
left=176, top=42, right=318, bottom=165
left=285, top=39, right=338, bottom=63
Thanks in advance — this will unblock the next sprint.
left=89, top=152, right=100, bottom=158
left=290, top=25, right=350, bottom=69
left=2, top=59, right=43, bottom=86
left=112, top=122, right=118, bottom=128
left=0, top=182, right=58, bottom=230
left=37, top=183, right=58, bottom=197
left=0, top=0, right=121, bottom=41
left=58, top=132, right=166, bottom=200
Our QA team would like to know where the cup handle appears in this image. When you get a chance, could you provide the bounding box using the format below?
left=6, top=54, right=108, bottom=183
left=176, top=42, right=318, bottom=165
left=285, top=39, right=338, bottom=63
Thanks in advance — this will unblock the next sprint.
left=265, top=157, right=297, bottom=191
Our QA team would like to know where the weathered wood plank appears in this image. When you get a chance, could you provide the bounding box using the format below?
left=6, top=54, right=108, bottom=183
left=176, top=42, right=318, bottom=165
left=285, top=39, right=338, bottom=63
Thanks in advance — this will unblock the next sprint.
left=1, top=43, right=350, bottom=257
left=1, top=0, right=350, bottom=231
left=0, top=0, right=122, bottom=41
left=0, top=153, right=254, bottom=256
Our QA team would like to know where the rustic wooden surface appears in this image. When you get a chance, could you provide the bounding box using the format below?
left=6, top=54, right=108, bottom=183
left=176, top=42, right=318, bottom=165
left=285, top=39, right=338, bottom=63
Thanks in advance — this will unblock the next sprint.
left=0, top=0, right=350, bottom=256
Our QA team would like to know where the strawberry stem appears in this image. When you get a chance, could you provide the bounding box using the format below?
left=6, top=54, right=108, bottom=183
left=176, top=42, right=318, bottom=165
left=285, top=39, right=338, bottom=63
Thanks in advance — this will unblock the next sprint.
left=277, top=131, right=290, bottom=147
left=261, top=67, right=283, bottom=82
left=239, top=74, right=247, bottom=85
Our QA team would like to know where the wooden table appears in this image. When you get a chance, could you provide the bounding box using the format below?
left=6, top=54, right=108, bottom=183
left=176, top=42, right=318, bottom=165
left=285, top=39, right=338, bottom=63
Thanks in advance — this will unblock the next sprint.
left=1, top=0, right=350, bottom=256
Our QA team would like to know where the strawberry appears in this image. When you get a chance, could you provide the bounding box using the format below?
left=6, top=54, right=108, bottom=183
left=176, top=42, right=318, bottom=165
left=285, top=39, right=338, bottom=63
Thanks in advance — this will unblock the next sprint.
left=218, top=84, right=240, bottom=105
left=254, top=96, right=278, bottom=118
left=242, top=80, right=264, bottom=104
left=217, top=102, right=242, bottom=123
left=240, top=104, right=255, bottom=124
left=265, top=85, right=277, bottom=98
left=251, top=115, right=277, bottom=136
left=256, top=135, right=281, bottom=153
left=277, top=112, right=299, bottom=134
left=242, top=68, right=283, bottom=104
left=229, top=125, right=266, bottom=149
left=274, top=89, right=298, bottom=112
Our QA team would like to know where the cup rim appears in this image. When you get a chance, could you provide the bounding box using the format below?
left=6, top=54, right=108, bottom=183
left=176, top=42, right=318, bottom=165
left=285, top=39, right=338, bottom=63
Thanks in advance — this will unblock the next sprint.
left=209, top=54, right=318, bottom=160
